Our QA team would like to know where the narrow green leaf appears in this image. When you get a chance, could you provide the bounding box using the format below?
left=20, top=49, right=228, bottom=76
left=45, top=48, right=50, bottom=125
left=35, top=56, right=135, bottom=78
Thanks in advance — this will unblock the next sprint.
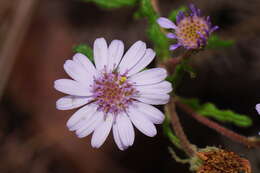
left=207, top=34, right=234, bottom=49
left=73, top=44, right=94, bottom=62
left=180, top=97, right=252, bottom=127
left=82, top=0, right=137, bottom=9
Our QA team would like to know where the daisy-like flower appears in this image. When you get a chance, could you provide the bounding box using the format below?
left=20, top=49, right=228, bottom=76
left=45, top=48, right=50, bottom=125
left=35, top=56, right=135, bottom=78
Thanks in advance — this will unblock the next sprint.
left=54, top=38, right=172, bottom=150
left=157, top=4, right=219, bottom=50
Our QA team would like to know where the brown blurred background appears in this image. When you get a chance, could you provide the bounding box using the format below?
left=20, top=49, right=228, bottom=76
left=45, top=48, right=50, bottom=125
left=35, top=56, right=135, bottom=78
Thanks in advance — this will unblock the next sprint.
left=1, top=0, right=260, bottom=172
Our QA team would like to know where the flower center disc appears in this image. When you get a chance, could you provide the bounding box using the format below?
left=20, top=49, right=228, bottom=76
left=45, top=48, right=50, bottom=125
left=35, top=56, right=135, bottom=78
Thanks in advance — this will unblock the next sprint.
left=176, top=16, right=209, bottom=49
left=92, top=72, right=137, bottom=114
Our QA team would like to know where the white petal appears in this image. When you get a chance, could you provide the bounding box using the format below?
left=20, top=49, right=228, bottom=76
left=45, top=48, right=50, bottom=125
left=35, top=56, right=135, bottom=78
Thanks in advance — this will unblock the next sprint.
left=113, top=123, right=127, bottom=151
left=76, top=111, right=104, bottom=138
left=133, top=102, right=165, bottom=124
left=128, top=107, right=157, bottom=137
left=72, top=53, right=96, bottom=78
left=91, top=114, right=114, bottom=148
left=94, top=38, right=108, bottom=70
left=107, top=40, right=124, bottom=71
left=129, top=68, right=167, bottom=85
left=127, top=48, right=155, bottom=76
left=116, top=113, right=135, bottom=147
left=135, top=93, right=170, bottom=105
left=54, top=79, right=92, bottom=96
left=56, top=95, right=92, bottom=110
left=64, top=60, right=92, bottom=87
left=256, top=104, right=260, bottom=115
left=66, top=104, right=97, bottom=130
left=135, top=81, right=173, bottom=95
left=118, top=41, right=146, bottom=74
left=157, top=17, right=177, bottom=29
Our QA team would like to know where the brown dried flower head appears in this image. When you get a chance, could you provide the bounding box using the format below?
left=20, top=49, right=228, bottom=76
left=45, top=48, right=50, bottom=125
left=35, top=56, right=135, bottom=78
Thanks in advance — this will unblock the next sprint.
left=196, top=148, right=251, bottom=173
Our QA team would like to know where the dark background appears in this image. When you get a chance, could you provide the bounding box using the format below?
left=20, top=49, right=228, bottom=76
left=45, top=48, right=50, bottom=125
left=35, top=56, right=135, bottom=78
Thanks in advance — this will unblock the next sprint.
left=1, top=0, right=260, bottom=172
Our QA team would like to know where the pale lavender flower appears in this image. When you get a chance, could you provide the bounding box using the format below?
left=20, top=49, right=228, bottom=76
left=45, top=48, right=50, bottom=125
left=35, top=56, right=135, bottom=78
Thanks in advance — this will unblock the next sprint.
left=256, top=104, right=260, bottom=115
left=54, top=38, right=172, bottom=150
left=256, top=104, right=260, bottom=135
left=157, top=4, right=219, bottom=50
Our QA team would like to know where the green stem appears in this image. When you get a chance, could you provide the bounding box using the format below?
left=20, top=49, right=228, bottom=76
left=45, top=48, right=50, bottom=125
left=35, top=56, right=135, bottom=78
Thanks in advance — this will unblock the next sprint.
left=163, top=109, right=181, bottom=149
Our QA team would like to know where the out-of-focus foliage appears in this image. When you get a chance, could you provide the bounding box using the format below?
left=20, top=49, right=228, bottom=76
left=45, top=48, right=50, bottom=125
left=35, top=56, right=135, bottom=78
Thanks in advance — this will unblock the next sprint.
left=135, top=0, right=170, bottom=61
left=207, top=34, right=234, bottom=49
left=73, top=44, right=94, bottom=62
left=168, top=6, right=187, bottom=22
left=82, top=0, right=137, bottom=9
left=180, top=98, right=252, bottom=127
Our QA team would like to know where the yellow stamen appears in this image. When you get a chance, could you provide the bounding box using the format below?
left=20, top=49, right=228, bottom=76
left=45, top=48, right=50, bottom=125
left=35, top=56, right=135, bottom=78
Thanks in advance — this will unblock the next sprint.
left=120, top=76, right=127, bottom=84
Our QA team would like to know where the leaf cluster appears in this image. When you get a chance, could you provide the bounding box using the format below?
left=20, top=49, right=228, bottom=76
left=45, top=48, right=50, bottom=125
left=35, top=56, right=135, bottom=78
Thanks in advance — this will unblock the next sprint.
left=82, top=0, right=137, bottom=9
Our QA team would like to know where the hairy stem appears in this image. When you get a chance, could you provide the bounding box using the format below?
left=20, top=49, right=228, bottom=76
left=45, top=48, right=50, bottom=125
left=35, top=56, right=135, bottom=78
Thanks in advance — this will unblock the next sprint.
left=166, top=98, right=196, bottom=156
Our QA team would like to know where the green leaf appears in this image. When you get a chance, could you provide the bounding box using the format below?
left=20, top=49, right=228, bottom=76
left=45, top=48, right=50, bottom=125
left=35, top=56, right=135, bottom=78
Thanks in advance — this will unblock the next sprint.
left=167, top=58, right=196, bottom=89
left=180, top=97, right=252, bottom=127
left=136, top=0, right=170, bottom=61
left=73, top=44, right=94, bottom=62
left=168, top=6, right=188, bottom=22
left=82, top=0, right=137, bottom=9
left=207, top=34, right=234, bottom=49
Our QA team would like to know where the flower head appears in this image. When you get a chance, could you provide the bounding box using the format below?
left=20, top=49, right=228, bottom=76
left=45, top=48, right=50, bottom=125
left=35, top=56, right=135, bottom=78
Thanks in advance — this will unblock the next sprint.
left=196, top=147, right=251, bottom=173
left=54, top=38, right=172, bottom=150
left=157, top=4, right=219, bottom=50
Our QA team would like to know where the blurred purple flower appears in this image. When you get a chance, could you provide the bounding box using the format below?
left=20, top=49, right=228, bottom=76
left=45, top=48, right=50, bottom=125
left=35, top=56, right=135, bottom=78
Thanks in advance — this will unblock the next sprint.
left=256, top=104, right=260, bottom=135
left=157, top=4, right=219, bottom=50
left=256, top=104, right=260, bottom=115
left=54, top=38, right=172, bottom=150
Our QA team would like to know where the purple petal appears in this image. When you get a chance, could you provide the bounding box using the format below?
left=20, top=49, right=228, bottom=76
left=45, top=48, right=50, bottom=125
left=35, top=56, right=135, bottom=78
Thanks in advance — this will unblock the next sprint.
left=197, top=39, right=201, bottom=48
left=169, top=44, right=181, bottom=50
left=166, top=33, right=177, bottom=39
left=189, top=4, right=198, bottom=16
left=210, top=26, right=219, bottom=33
left=176, top=11, right=185, bottom=24
left=197, top=32, right=207, bottom=46
left=157, top=17, right=177, bottom=29
left=206, top=16, right=212, bottom=27
left=197, top=9, right=201, bottom=16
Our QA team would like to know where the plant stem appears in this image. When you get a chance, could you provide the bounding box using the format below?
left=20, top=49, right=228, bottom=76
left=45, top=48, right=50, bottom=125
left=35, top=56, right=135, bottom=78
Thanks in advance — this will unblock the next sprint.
left=175, top=99, right=260, bottom=148
left=166, top=98, right=196, bottom=157
left=151, top=0, right=160, bottom=14
left=163, top=108, right=182, bottom=149
left=0, top=0, right=38, bottom=99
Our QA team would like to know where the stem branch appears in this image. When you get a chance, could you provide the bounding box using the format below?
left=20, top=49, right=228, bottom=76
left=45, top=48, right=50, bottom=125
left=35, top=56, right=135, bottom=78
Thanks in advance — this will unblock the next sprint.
left=175, top=99, right=260, bottom=148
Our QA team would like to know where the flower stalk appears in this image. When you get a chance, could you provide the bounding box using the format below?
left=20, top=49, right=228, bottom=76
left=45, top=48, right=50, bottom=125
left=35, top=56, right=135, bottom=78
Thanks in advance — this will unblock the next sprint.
left=166, top=98, right=197, bottom=157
